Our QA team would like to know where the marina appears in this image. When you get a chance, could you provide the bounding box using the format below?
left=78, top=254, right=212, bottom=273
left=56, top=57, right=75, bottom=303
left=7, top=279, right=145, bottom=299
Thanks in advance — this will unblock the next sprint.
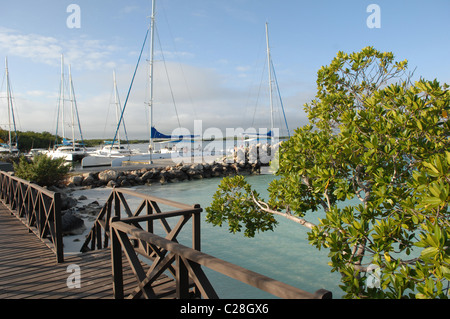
left=0, top=1, right=448, bottom=302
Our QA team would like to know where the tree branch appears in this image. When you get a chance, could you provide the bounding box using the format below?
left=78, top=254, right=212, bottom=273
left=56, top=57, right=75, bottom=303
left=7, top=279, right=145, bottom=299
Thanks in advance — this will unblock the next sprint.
left=251, top=192, right=317, bottom=230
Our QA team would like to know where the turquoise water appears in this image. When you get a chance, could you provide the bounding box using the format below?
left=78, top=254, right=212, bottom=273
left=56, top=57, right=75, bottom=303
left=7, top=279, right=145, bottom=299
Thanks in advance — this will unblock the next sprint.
left=69, top=174, right=343, bottom=299
left=132, top=174, right=344, bottom=299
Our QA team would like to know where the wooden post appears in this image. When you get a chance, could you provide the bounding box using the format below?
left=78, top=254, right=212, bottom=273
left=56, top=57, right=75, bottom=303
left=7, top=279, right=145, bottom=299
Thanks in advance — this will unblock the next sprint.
left=53, top=192, right=64, bottom=263
left=176, top=255, right=190, bottom=299
left=114, top=188, right=121, bottom=218
left=192, top=205, right=201, bottom=251
left=146, top=200, right=153, bottom=256
left=111, top=217, right=124, bottom=299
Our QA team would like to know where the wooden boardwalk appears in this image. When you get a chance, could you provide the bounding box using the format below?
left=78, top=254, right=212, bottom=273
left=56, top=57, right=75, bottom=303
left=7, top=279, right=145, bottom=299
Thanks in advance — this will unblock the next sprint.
left=0, top=171, right=332, bottom=300
left=0, top=202, right=177, bottom=299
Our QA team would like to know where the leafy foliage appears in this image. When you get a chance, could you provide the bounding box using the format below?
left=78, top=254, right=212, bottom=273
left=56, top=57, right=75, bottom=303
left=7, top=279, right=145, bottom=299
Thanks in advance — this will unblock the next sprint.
left=206, top=175, right=277, bottom=237
left=206, top=47, right=450, bottom=298
left=14, top=154, right=71, bottom=187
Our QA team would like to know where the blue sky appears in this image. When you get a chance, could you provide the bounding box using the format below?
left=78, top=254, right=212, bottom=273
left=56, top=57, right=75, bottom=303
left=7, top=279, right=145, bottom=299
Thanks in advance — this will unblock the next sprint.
left=0, top=0, right=449, bottom=140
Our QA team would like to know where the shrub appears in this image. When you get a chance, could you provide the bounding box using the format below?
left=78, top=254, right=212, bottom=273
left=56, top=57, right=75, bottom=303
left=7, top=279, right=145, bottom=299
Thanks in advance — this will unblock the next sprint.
left=14, top=154, right=71, bottom=187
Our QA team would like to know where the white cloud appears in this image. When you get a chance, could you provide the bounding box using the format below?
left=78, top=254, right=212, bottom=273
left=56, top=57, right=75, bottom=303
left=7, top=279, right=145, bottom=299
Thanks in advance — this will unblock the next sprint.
left=0, top=28, right=62, bottom=65
left=25, top=90, right=47, bottom=97
left=0, top=27, right=309, bottom=140
left=121, top=6, right=140, bottom=14
left=0, top=28, right=119, bottom=70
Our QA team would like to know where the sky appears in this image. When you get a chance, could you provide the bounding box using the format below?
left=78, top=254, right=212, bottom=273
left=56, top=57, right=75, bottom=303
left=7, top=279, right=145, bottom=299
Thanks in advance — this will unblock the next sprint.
left=0, top=0, right=449, bottom=141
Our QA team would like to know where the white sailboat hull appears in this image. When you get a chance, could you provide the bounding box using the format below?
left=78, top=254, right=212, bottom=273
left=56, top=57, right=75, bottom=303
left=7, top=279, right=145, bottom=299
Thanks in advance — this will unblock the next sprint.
left=109, top=149, right=228, bottom=167
left=82, top=153, right=137, bottom=168
left=0, top=144, right=18, bottom=154
left=110, top=152, right=173, bottom=167
left=81, top=144, right=141, bottom=168
left=82, top=154, right=117, bottom=168
left=45, top=146, right=87, bottom=162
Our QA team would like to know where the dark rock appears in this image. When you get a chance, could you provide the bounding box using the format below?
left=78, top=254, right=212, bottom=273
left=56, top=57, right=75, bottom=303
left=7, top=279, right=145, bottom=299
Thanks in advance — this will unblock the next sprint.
left=141, top=170, right=155, bottom=181
left=82, top=175, right=95, bottom=186
left=107, top=180, right=117, bottom=188
left=61, top=211, right=85, bottom=235
left=120, top=179, right=131, bottom=187
left=70, top=175, right=83, bottom=186
left=168, top=169, right=188, bottom=181
left=98, top=170, right=119, bottom=183
left=61, top=193, right=78, bottom=210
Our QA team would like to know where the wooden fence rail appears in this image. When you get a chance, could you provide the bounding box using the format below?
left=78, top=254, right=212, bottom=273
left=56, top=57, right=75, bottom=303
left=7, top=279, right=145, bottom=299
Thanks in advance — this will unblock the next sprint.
left=80, top=186, right=332, bottom=299
left=81, top=187, right=202, bottom=253
left=110, top=218, right=332, bottom=299
left=0, top=171, right=63, bottom=263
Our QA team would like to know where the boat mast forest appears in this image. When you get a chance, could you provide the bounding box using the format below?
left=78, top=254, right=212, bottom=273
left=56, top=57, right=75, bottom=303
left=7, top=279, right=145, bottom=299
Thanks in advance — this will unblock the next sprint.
left=47, top=54, right=87, bottom=162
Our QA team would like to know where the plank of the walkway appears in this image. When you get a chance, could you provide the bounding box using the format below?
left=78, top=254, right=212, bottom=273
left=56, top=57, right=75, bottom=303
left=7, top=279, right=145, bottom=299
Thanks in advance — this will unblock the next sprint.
left=0, top=202, right=179, bottom=299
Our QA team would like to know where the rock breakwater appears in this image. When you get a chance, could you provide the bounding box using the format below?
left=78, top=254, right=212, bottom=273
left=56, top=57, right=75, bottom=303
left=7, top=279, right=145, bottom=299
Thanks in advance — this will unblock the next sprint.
left=66, top=161, right=262, bottom=189
left=65, top=143, right=280, bottom=189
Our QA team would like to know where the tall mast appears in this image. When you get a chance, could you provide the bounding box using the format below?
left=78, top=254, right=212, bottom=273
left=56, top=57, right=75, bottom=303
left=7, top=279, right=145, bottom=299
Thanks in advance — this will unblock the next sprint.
left=148, top=0, right=156, bottom=163
left=113, top=70, right=121, bottom=147
left=69, top=64, right=75, bottom=150
left=68, top=64, right=85, bottom=149
left=4, top=57, right=18, bottom=152
left=60, top=54, right=66, bottom=141
left=5, top=57, right=12, bottom=152
left=265, top=22, right=274, bottom=140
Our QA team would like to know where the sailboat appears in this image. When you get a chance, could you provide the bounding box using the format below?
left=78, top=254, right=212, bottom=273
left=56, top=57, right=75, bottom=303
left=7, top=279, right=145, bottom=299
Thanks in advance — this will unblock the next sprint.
left=241, top=22, right=290, bottom=145
left=81, top=71, right=140, bottom=168
left=109, top=0, right=202, bottom=167
left=46, top=55, right=87, bottom=162
left=0, top=57, right=19, bottom=154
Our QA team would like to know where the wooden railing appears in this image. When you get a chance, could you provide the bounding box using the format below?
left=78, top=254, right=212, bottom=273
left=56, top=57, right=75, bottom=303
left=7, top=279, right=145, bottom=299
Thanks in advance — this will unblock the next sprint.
left=81, top=187, right=202, bottom=253
left=84, top=187, right=332, bottom=299
left=81, top=187, right=331, bottom=299
left=0, top=171, right=63, bottom=263
left=110, top=218, right=332, bottom=299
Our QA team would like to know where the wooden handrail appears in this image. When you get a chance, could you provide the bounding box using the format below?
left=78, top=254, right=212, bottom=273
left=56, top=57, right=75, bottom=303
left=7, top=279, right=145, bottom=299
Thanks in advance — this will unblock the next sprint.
left=0, top=171, right=63, bottom=263
left=111, top=219, right=332, bottom=299
left=114, top=187, right=197, bottom=211
left=81, top=187, right=202, bottom=253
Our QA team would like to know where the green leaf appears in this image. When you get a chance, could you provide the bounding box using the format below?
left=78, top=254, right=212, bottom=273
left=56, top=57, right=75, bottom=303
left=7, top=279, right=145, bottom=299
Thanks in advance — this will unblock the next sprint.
left=421, top=247, right=439, bottom=259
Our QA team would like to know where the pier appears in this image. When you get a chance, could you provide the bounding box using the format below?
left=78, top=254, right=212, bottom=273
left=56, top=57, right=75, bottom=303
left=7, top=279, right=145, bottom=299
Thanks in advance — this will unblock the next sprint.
left=0, top=170, right=332, bottom=299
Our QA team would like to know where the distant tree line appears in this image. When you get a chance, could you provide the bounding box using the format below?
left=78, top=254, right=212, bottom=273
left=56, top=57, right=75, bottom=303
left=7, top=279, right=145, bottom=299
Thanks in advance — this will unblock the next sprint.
left=0, top=129, right=55, bottom=152
left=0, top=128, right=148, bottom=152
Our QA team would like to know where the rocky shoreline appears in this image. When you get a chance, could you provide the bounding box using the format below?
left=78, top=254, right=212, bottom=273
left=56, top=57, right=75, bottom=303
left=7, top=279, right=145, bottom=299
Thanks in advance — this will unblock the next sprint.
left=64, top=143, right=280, bottom=189
left=66, top=160, right=264, bottom=189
